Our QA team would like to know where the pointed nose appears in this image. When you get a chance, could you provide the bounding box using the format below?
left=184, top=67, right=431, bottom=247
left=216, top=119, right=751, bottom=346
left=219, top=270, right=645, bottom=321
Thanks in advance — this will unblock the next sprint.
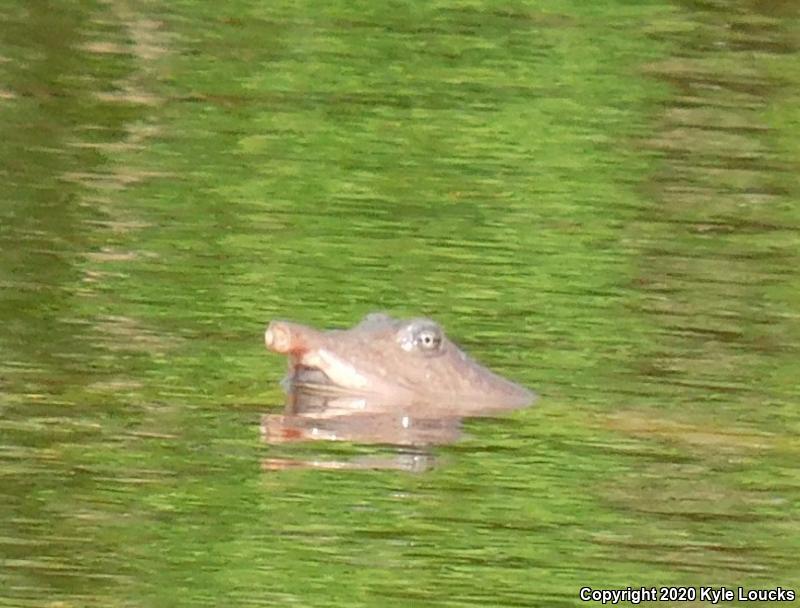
left=265, top=321, right=295, bottom=353
left=265, top=320, right=320, bottom=355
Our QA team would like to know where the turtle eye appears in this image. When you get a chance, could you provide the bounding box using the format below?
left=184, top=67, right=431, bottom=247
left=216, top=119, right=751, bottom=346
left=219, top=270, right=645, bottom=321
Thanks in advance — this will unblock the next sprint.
left=397, top=319, right=444, bottom=354
left=416, top=328, right=442, bottom=351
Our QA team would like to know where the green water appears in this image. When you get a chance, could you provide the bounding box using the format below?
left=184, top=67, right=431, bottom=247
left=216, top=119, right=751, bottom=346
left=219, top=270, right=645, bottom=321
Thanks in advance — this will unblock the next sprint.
left=1, top=0, right=798, bottom=606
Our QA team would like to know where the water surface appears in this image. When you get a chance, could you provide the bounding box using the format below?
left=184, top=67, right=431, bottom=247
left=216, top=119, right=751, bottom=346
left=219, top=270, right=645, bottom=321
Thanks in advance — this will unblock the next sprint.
left=1, top=0, right=798, bottom=606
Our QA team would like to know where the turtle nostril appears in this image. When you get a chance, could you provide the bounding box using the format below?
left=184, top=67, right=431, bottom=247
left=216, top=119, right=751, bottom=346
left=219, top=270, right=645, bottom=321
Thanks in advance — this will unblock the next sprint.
left=265, top=322, right=292, bottom=352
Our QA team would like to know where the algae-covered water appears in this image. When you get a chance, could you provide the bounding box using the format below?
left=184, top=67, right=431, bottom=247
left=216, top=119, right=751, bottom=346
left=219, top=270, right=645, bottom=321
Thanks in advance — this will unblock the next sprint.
left=1, top=1, right=798, bottom=606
